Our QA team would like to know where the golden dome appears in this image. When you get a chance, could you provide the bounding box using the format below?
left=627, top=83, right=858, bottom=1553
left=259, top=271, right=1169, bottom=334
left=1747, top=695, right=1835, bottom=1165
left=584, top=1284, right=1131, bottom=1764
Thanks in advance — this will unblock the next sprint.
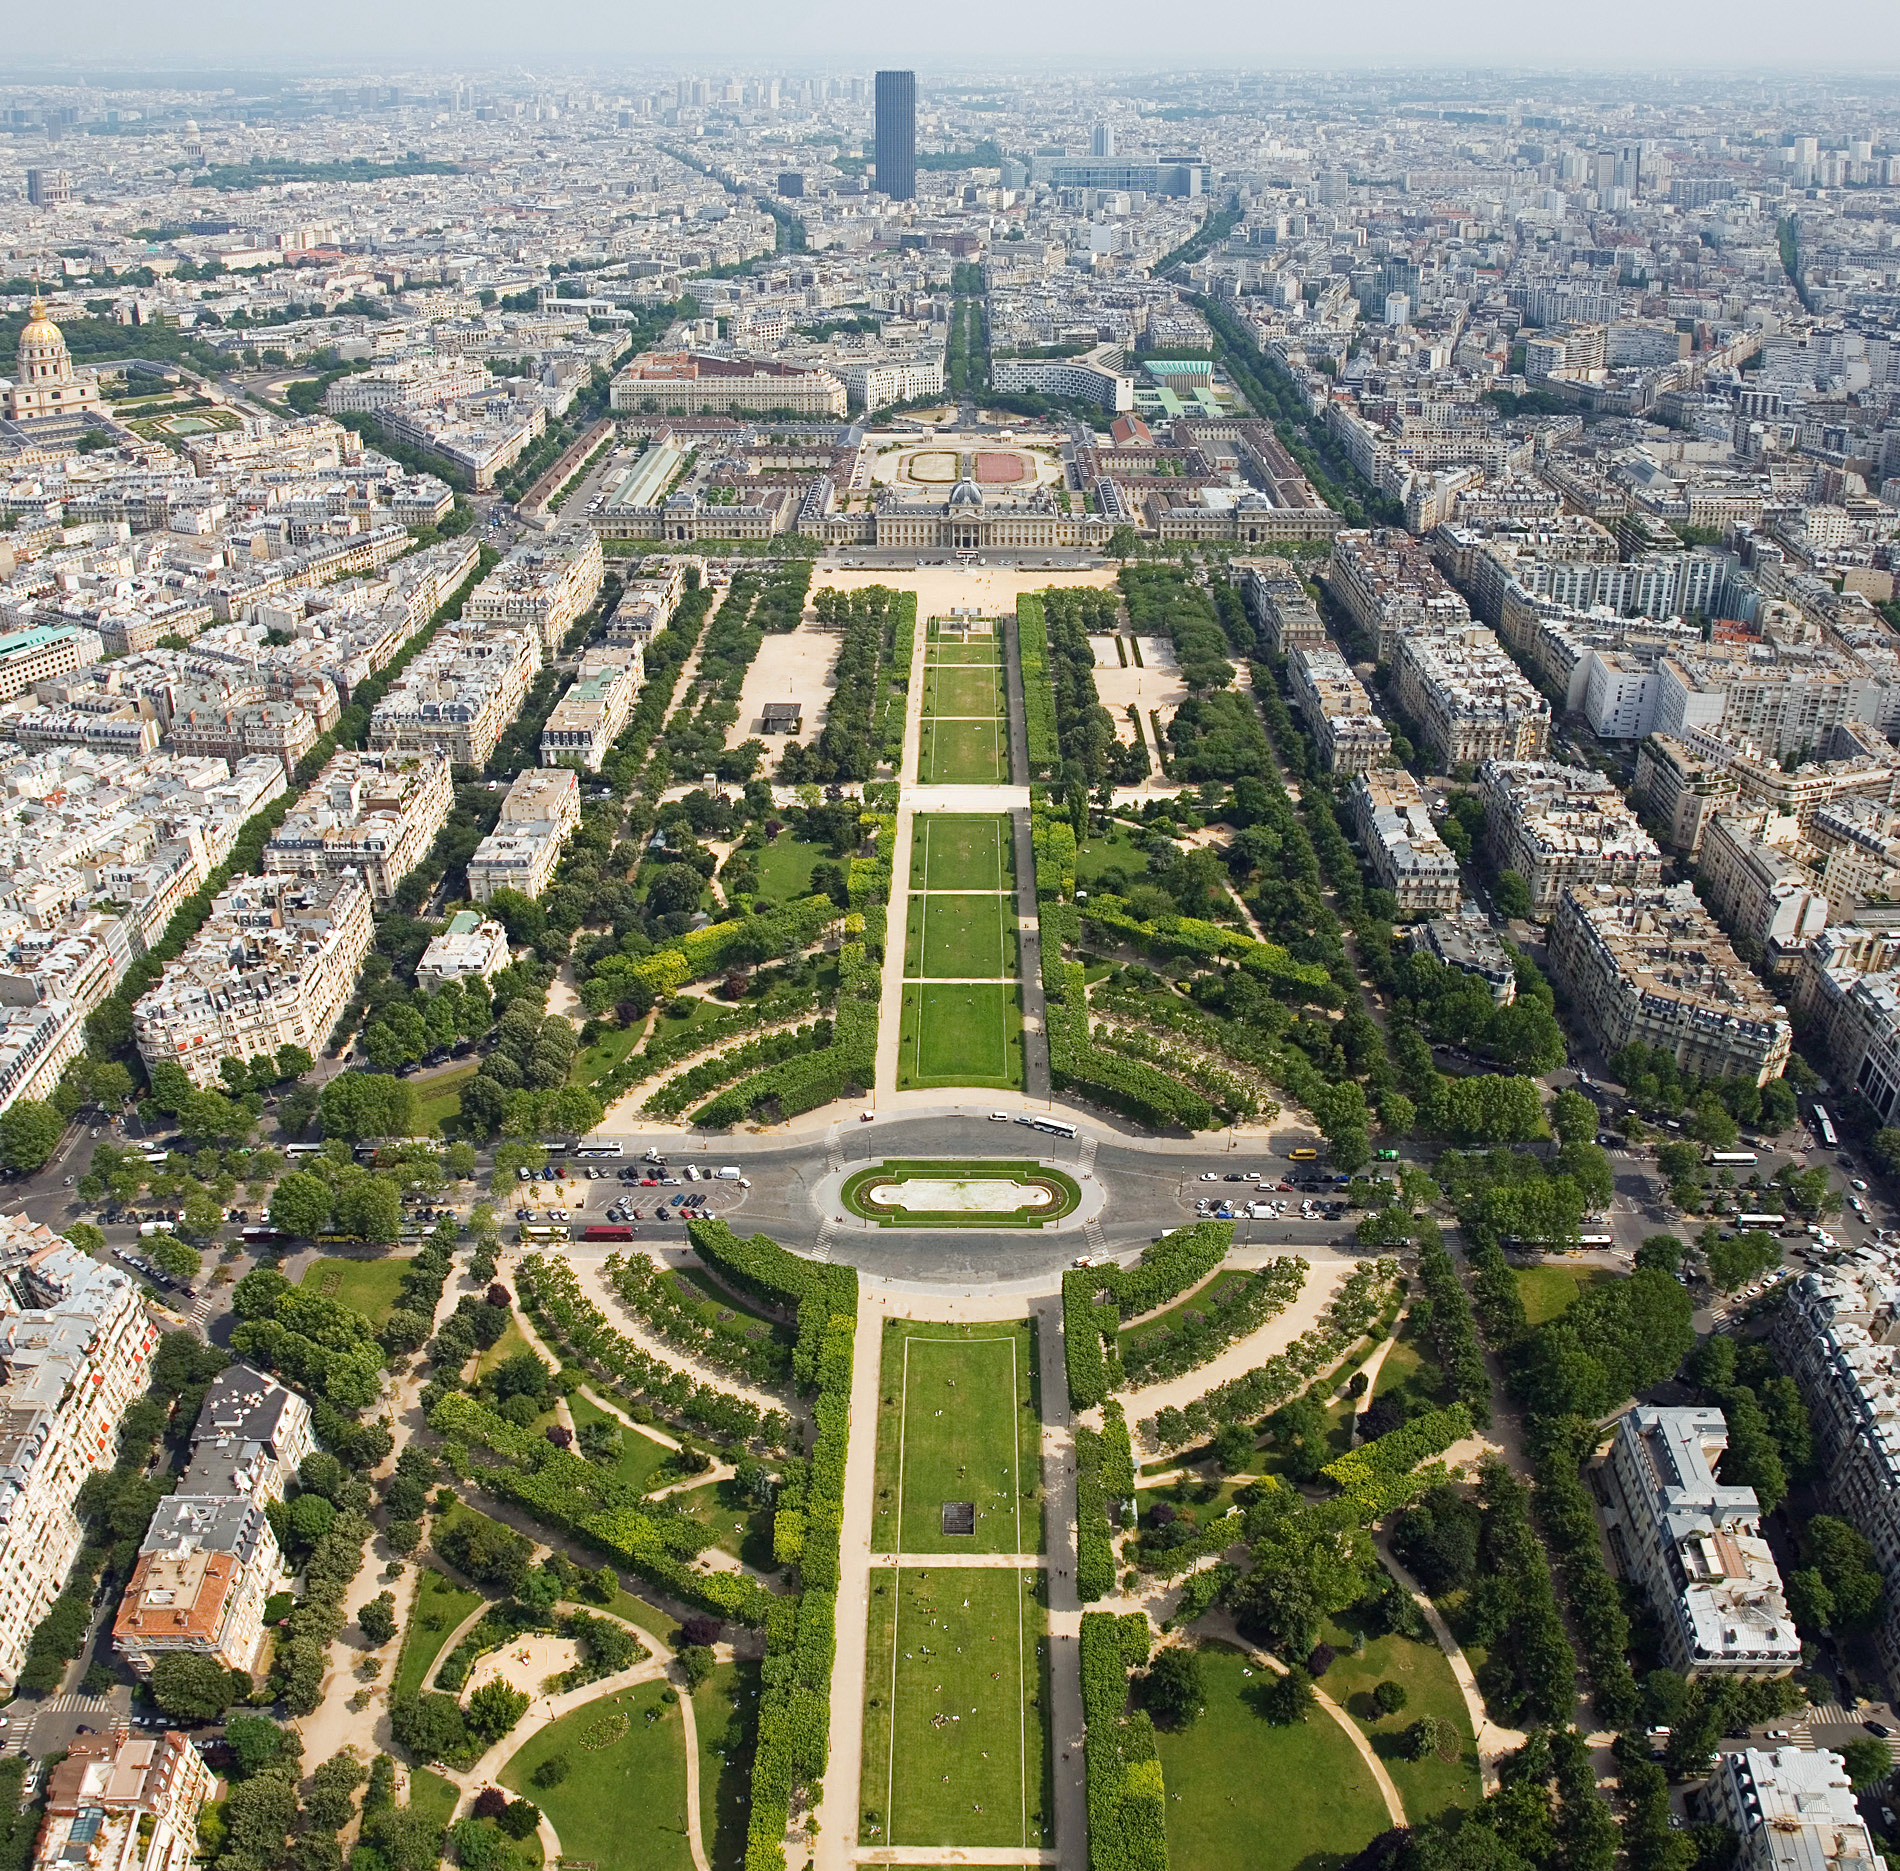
left=19, top=297, right=62, bottom=349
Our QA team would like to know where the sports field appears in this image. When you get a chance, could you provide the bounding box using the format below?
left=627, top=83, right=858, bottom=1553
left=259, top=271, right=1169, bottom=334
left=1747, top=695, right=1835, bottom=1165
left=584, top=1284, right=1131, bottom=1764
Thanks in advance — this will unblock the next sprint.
left=872, top=1317, right=1041, bottom=1555
left=898, top=982, right=1024, bottom=1089
left=910, top=814, right=1012, bottom=892
left=905, top=892, right=1017, bottom=978
left=860, top=1564, right=1050, bottom=1853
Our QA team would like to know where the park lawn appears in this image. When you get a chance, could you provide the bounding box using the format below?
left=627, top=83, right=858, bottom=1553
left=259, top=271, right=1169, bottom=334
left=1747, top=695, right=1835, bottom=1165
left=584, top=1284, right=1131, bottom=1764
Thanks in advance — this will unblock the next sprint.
left=499, top=1679, right=693, bottom=1871
left=566, top=1390, right=674, bottom=1494
left=860, top=1565, right=1049, bottom=1852
left=474, top=1315, right=536, bottom=1380
left=751, top=832, right=826, bottom=902
left=411, top=1065, right=476, bottom=1137
left=905, top=892, right=1016, bottom=980
left=873, top=1317, right=1041, bottom=1556
left=570, top=1021, right=646, bottom=1087
left=406, top=1767, right=462, bottom=1832
left=674, top=1261, right=788, bottom=1331
left=1070, top=826, right=1149, bottom=891
left=665, top=1476, right=777, bottom=1569
left=898, top=982, right=1023, bottom=1091
left=1373, top=1315, right=1449, bottom=1418
left=1318, top=1609, right=1480, bottom=1828
left=299, top=1255, right=412, bottom=1328
left=694, top=1660, right=762, bottom=1871
left=1117, top=1266, right=1253, bottom=1364
left=1154, top=1643, right=1387, bottom=1871
left=910, top=814, right=1012, bottom=893
left=1515, top=1261, right=1609, bottom=1326
left=920, top=717, right=1006, bottom=784
left=925, top=665, right=1004, bottom=717
left=391, top=1568, right=485, bottom=1703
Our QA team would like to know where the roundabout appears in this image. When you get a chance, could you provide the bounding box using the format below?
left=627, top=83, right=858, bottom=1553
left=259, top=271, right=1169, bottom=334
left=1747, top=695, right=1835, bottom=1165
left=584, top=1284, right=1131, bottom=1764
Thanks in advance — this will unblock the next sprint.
left=838, top=1157, right=1083, bottom=1228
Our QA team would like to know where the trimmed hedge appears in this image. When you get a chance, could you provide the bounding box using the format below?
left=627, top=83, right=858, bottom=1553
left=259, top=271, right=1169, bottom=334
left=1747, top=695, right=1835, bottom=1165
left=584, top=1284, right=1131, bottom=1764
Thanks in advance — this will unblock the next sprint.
left=1080, top=1610, right=1169, bottom=1871
left=1319, top=1404, right=1472, bottom=1520
left=1119, top=1257, right=1307, bottom=1388
left=1017, top=593, right=1059, bottom=778
left=1061, top=1223, right=1232, bottom=1409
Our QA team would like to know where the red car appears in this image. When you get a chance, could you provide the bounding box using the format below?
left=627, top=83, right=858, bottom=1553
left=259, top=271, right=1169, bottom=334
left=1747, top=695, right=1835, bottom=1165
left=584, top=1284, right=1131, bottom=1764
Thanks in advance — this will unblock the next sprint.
left=640, top=1177, right=659, bottom=1186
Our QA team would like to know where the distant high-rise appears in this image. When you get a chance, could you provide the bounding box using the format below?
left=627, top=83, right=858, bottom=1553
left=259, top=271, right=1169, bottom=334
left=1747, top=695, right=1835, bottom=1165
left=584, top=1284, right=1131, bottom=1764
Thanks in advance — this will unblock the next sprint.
left=1091, top=123, right=1115, bottom=159
left=875, top=70, right=916, bottom=201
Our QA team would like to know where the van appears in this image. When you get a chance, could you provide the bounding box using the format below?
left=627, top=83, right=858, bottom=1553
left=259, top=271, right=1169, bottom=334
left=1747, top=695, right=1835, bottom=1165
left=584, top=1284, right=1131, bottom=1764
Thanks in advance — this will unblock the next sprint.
left=683, top=1165, right=700, bottom=1181
left=715, top=1166, right=742, bottom=1181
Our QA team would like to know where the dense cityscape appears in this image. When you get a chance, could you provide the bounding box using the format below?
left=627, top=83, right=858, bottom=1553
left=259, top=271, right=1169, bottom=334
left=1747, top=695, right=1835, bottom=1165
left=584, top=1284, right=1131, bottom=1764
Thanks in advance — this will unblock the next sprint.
left=0, top=48, right=1898, bottom=1871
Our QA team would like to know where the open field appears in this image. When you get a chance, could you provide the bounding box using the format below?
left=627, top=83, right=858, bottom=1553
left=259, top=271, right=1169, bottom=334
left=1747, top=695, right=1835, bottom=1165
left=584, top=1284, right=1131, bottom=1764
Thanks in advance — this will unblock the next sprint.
left=751, top=830, right=828, bottom=901
left=909, top=813, right=1012, bottom=892
left=300, top=1255, right=412, bottom=1327
left=1154, top=1643, right=1388, bottom=1871
left=898, top=982, right=1023, bottom=1091
left=1515, top=1261, right=1610, bottom=1325
left=499, top=1680, right=692, bottom=1871
left=923, top=664, right=1004, bottom=718
left=859, top=1565, right=1049, bottom=1852
left=873, top=1317, right=1040, bottom=1555
left=919, top=716, right=1007, bottom=784
left=905, top=891, right=1017, bottom=979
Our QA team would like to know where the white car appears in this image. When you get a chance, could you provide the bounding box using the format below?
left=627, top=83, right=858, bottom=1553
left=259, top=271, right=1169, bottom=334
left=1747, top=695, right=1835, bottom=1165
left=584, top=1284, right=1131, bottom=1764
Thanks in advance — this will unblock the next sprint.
left=1201, top=1172, right=1219, bottom=1181
left=1853, top=1179, right=1870, bottom=1192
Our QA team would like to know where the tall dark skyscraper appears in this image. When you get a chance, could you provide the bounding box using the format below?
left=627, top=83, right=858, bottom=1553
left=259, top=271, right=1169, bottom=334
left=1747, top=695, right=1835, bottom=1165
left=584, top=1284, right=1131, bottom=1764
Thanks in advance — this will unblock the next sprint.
left=874, top=69, right=916, bottom=201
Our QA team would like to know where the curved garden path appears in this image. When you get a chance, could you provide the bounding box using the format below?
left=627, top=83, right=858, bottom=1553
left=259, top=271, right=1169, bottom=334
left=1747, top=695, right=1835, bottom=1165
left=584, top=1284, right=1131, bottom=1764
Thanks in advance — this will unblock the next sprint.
left=1193, top=1613, right=1406, bottom=1828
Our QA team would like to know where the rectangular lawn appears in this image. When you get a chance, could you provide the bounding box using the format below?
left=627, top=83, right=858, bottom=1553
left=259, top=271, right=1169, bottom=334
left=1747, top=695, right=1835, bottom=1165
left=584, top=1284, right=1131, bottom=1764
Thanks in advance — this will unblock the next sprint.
left=920, top=717, right=1006, bottom=784
left=695, top=1660, right=762, bottom=1871
left=926, top=665, right=1003, bottom=717
left=905, top=893, right=1016, bottom=980
left=860, top=1565, right=1049, bottom=1853
left=299, top=1255, right=412, bottom=1328
left=873, top=1318, right=1040, bottom=1555
left=899, top=982, right=1022, bottom=1090
left=499, top=1680, right=693, bottom=1871
left=910, top=814, right=1011, bottom=892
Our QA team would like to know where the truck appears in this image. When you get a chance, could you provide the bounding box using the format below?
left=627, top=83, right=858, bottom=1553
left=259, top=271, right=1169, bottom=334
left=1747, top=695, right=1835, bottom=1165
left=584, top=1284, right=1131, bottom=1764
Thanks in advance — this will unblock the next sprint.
left=714, top=1166, right=742, bottom=1181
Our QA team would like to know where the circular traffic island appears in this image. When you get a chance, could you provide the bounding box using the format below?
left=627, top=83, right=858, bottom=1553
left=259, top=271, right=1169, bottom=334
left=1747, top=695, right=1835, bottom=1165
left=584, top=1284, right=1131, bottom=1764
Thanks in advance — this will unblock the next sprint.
left=839, top=1159, right=1082, bottom=1229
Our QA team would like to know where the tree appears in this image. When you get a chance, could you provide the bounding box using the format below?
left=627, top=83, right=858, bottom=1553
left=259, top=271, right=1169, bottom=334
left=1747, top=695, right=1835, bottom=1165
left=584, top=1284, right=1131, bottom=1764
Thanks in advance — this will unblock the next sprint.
left=1257, top=1668, right=1313, bottom=1725
left=1690, top=1096, right=1740, bottom=1152
left=319, top=1073, right=417, bottom=1143
left=0, top=1099, right=62, bottom=1172
left=1211, top=1423, right=1256, bottom=1474
left=1405, top=1714, right=1454, bottom=1761
left=1140, top=1646, right=1205, bottom=1728
left=150, top=1236, right=203, bottom=1283
left=333, top=1176, right=402, bottom=1244
left=497, top=1798, right=541, bottom=1841
left=1550, top=1089, right=1598, bottom=1147
left=1373, top=1679, right=1408, bottom=1715
left=465, top=1678, right=530, bottom=1744
left=1839, top=1738, right=1892, bottom=1789
left=289, top=1493, right=338, bottom=1549
left=1635, top=1233, right=1683, bottom=1275
left=359, top=1591, right=397, bottom=1646
left=1494, top=871, right=1533, bottom=920
left=150, top=1651, right=238, bottom=1722
left=225, top=1711, right=293, bottom=1778
left=677, top=1644, right=716, bottom=1691
left=179, top=1184, right=225, bottom=1243
left=531, top=1755, right=570, bottom=1789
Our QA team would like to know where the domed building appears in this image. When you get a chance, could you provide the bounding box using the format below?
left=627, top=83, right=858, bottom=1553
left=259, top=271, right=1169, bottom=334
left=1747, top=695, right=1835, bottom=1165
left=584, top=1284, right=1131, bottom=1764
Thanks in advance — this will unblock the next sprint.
left=7, top=297, right=102, bottom=425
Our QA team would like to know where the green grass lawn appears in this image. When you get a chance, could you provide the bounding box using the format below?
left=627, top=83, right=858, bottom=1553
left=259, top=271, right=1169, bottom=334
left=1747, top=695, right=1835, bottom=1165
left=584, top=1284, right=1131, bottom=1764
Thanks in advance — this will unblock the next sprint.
left=299, top=1255, right=413, bottom=1328
left=664, top=1476, right=777, bottom=1568
left=1318, top=1610, right=1480, bottom=1827
left=500, top=1680, right=693, bottom=1871
left=751, top=832, right=827, bottom=902
left=860, top=1565, right=1049, bottom=1853
left=920, top=717, right=1006, bottom=784
left=905, top=892, right=1016, bottom=979
left=1373, top=1315, right=1449, bottom=1418
left=1515, top=1261, right=1609, bottom=1326
left=694, top=1661, right=761, bottom=1871
left=570, top=1021, right=647, bottom=1087
left=1118, top=1267, right=1252, bottom=1363
left=411, top=1064, right=476, bottom=1137
left=406, top=1767, right=462, bottom=1832
left=566, top=1390, right=674, bottom=1494
left=1154, top=1643, right=1388, bottom=1871
left=898, top=982, right=1023, bottom=1090
left=392, top=1569, right=486, bottom=1704
left=839, top=1161, right=1081, bottom=1229
left=873, top=1318, right=1041, bottom=1555
left=925, top=666, right=1004, bottom=717
left=474, top=1315, right=537, bottom=1380
left=910, top=814, right=1012, bottom=892
left=1071, top=828, right=1147, bottom=891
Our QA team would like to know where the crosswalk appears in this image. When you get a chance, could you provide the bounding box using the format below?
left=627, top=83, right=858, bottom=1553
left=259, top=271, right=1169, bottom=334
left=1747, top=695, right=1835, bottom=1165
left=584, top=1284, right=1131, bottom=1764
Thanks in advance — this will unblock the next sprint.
left=811, top=1218, right=835, bottom=1263
left=41, top=1694, right=115, bottom=1714
left=1084, top=1216, right=1107, bottom=1258
left=1790, top=1705, right=1900, bottom=1762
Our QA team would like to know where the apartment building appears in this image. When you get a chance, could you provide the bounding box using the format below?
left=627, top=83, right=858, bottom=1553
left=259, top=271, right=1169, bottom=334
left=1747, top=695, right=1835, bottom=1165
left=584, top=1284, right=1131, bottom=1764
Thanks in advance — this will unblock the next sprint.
left=990, top=351, right=1135, bottom=412
left=1238, top=557, right=1327, bottom=659
left=1637, top=729, right=1900, bottom=853
left=131, top=870, right=373, bottom=1088
left=417, top=910, right=511, bottom=989
left=1408, top=911, right=1517, bottom=1004
left=1706, top=1749, right=1887, bottom=1871
left=30, top=1731, right=216, bottom=1871
left=1548, top=882, right=1792, bottom=1086
left=1287, top=644, right=1390, bottom=774
left=464, top=527, right=605, bottom=657
left=0, top=624, right=106, bottom=704
left=367, top=620, right=541, bottom=768
left=1696, top=811, right=1831, bottom=958
left=0, top=1217, right=158, bottom=1690
left=539, top=642, right=643, bottom=770
left=610, top=351, right=848, bottom=418
left=1324, top=528, right=1471, bottom=661
left=1651, top=643, right=1884, bottom=764
left=1391, top=625, right=1551, bottom=771
left=1347, top=769, right=1462, bottom=915
left=1599, top=1406, right=1798, bottom=1678
left=467, top=767, right=582, bottom=903
left=114, top=1496, right=279, bottom=1679
left=263, top=749, right=454, bottom=905
left=1478, top=759, right=1663, bottom=914
left=167, top=698, right=320, bottom=778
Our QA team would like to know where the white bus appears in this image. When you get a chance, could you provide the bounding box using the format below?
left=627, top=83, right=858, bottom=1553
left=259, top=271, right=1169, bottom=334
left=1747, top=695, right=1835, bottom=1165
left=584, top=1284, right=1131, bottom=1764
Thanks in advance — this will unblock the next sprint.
left=572, top=1142, right=623, bottom=1159
left=1032, top=1118, right=1077, bottom=1139
left=284, top=1143, right=323, bottom=1158
left=1814, top=1105, right=1839, bottom=1149
left=1579, top=1233, right=1614, bottom=1248
left=1709, top=1151, right=1759, bottom=1167
left=1737, top=1214, right=1788, bottom=1230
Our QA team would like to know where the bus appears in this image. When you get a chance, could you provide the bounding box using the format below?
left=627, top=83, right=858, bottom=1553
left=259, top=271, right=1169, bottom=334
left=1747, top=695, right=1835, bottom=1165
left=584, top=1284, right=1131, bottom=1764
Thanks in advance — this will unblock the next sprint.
left=240, top=1227, right=284, bottom=1246
left=1013, top=1116, right=1078, bottom=1139
left=1579, top=1234, right=1614, bottom=1248
left=1710, top=1151, right=1759, bottom=1167
left=581, top=1224, right=634, bottom=1242
left=573, top=1142, right=623, bottom=1159
left=540, top=1140, right=571, bottom=1157
left=284, top=1143, right=323, bottom=1158
left=140, top=1150, right=171, bottom=1167
left=522, top=1223, right=571, bottom=1243
left=1737, top=1214, right=1787, bottom=1230
left=1814, top=1105, right=1839, bottom=1149
left=1288, top=1147, right=1319, bottom=1162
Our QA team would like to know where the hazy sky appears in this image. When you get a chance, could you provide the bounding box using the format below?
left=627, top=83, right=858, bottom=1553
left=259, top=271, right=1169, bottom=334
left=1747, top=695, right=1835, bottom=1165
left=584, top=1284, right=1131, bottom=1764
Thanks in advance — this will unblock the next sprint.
left=10, top=0, right=1900, bottom=76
